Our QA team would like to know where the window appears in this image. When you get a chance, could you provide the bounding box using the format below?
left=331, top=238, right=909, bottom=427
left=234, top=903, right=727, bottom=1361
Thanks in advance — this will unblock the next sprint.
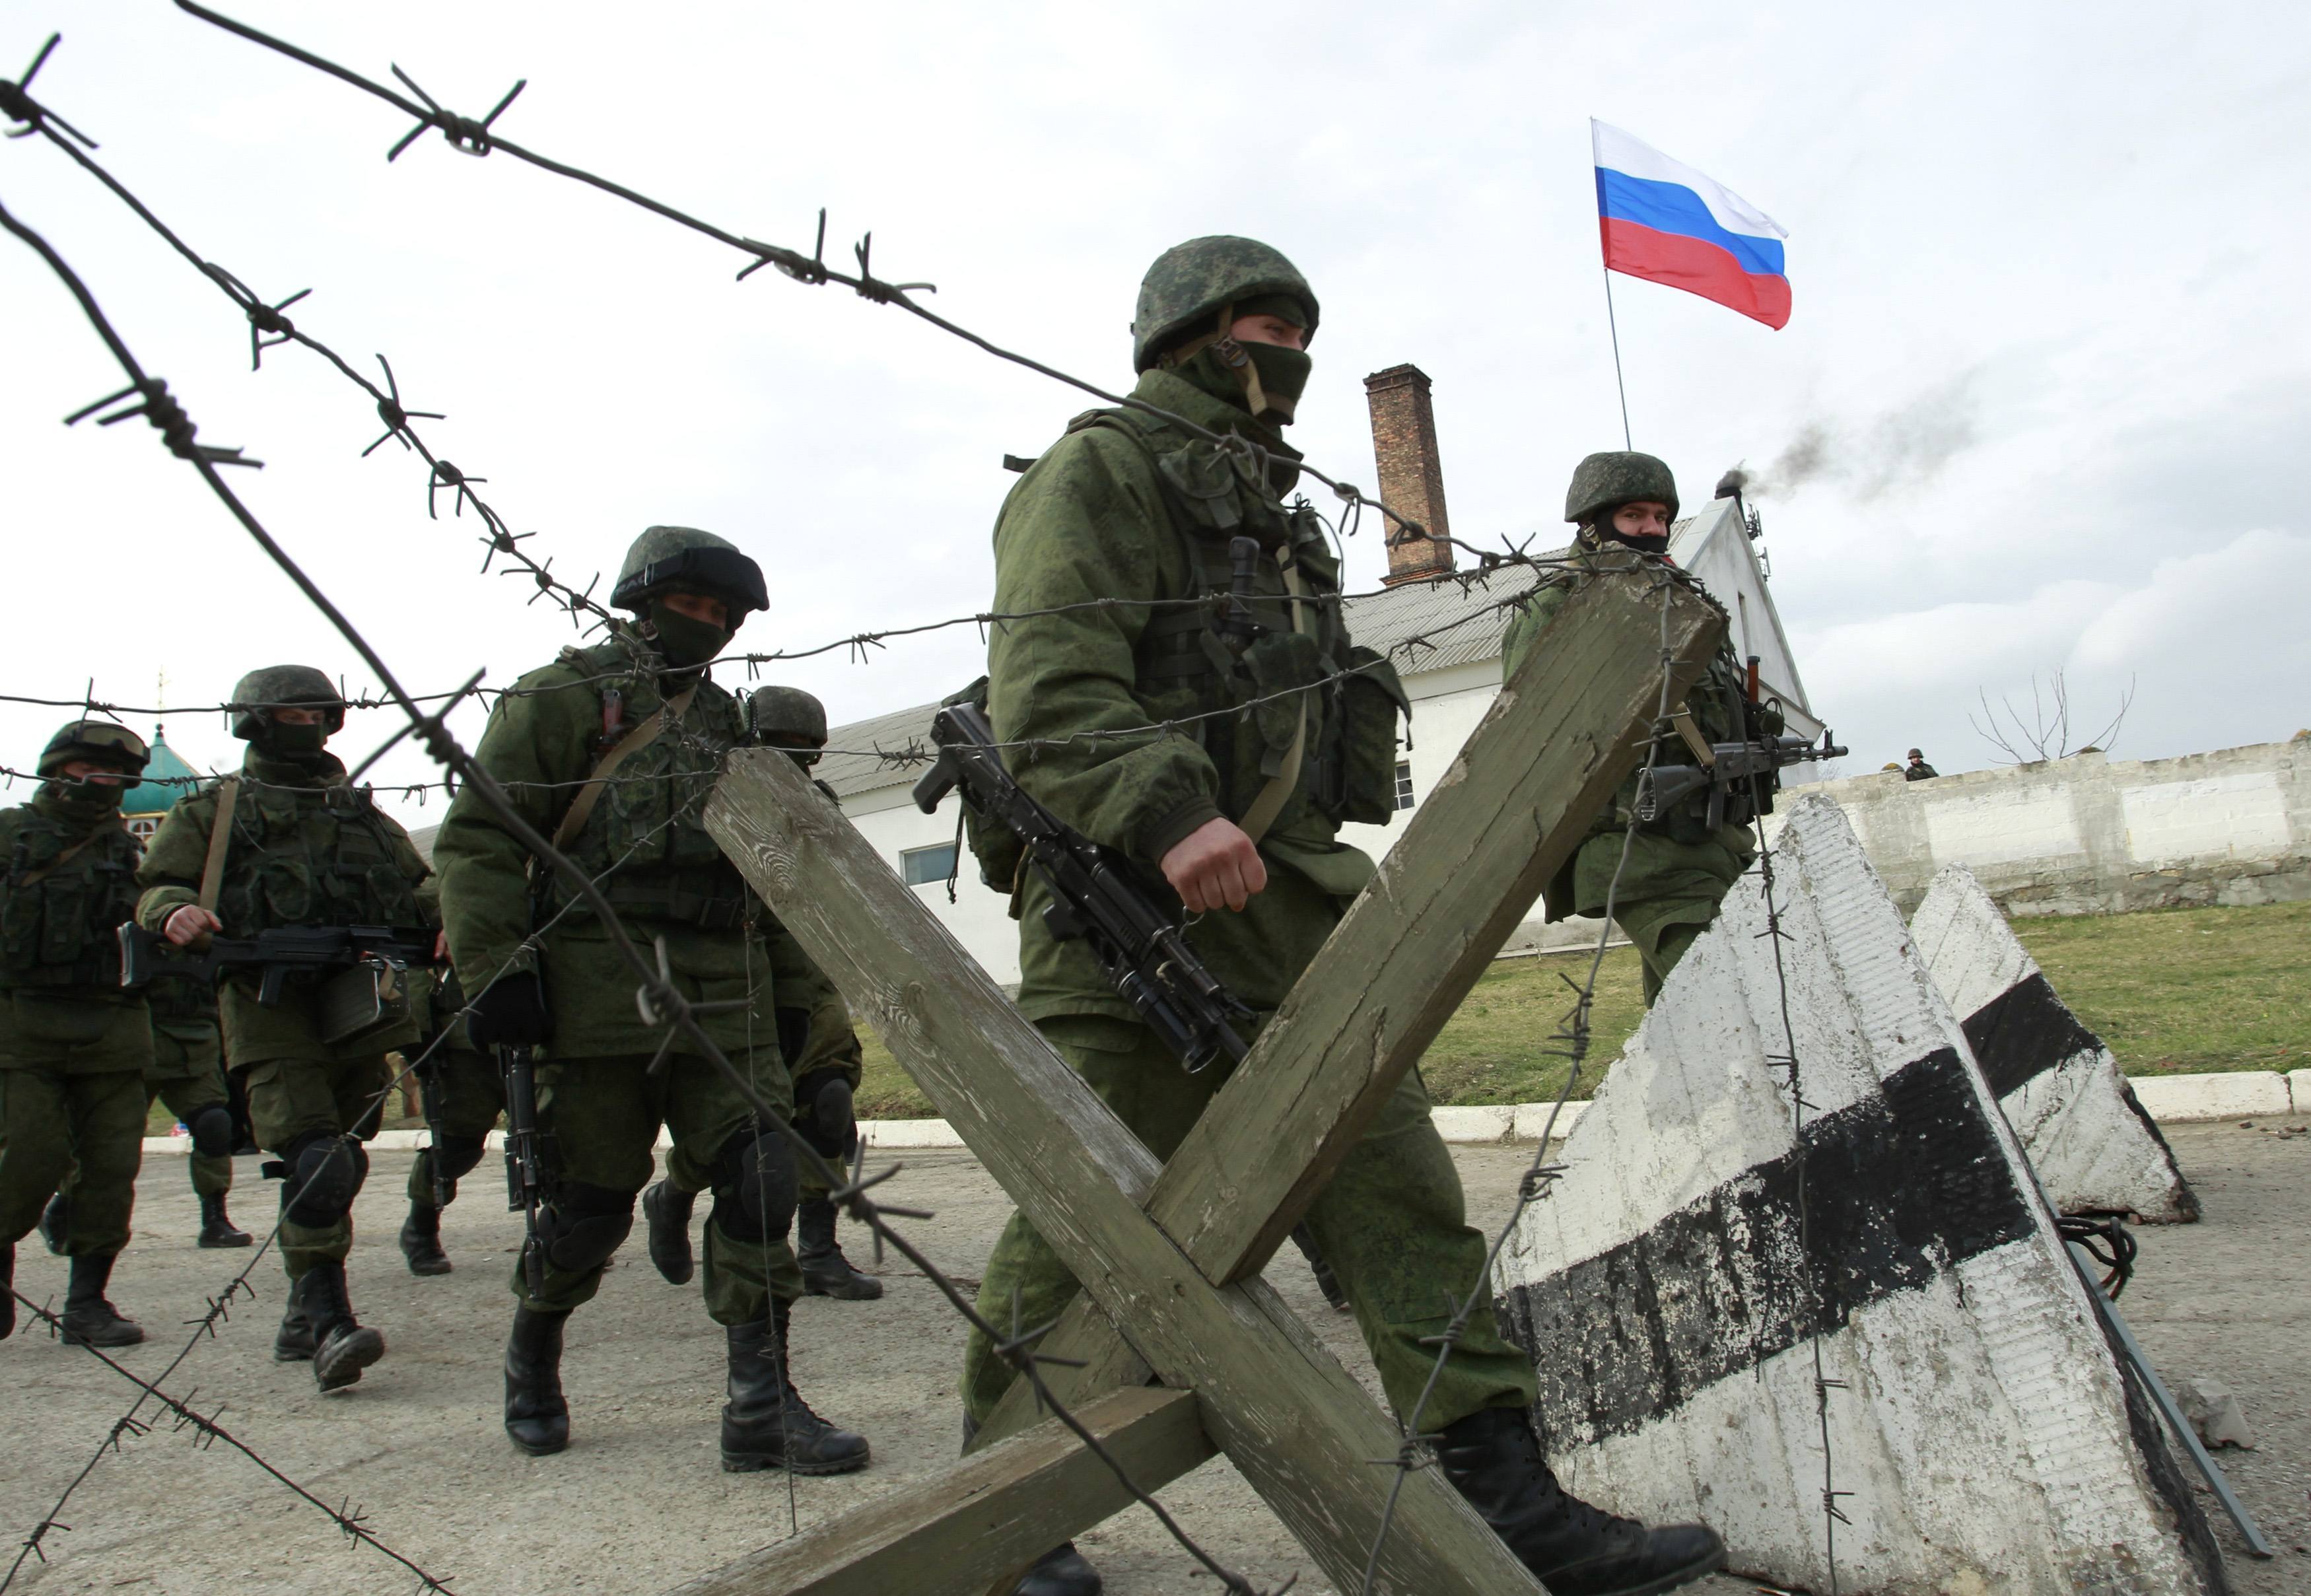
left=901, top=842, right=959, bottom=887
left=1394, top=761, right=1416, bottom=811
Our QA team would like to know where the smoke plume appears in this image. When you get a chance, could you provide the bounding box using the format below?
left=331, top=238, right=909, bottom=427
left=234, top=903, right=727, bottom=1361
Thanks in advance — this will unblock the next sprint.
left=1748, top=372, right=1981, bottom=501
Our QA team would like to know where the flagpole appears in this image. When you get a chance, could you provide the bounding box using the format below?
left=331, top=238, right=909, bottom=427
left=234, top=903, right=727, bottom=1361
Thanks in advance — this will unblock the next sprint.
left=1601, top=263, right=1632, bottom=448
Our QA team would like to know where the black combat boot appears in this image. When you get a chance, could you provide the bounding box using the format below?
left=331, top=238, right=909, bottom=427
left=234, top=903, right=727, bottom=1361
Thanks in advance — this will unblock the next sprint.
left=1435, top=1406, right=1725, bottom=1596
left=642, top=1179, right=697, bottom=1285
left=796, top=1197, right=883, bottom=1301
left=274, top=1296, right=315, bottom=1361
left=59, top=1252, right=144, bottom=1348
left=399, top=1202, right=452, bottom=1276
left=197, top=1193, right=253, bottom=1249
left=721, top=1298, right=870, bottom=1475
left=38, top=1193, right=70, bottom=1257
left=1011, top=1543, right=1103, bottom=1596
left=293, top=1261, right=386, bottom=1391
left=503, top=1305, right=571, bottom=1455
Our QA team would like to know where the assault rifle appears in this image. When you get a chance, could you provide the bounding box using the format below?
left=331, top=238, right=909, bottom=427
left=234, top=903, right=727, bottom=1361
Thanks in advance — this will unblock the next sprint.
left=911, top=702, right=1254, bottom=1074
left=1636, top=727, right=1848, bottom=831
left=499, top=1041, right=549, bottom=1298
left=118, top=922, right=442, bottom=1008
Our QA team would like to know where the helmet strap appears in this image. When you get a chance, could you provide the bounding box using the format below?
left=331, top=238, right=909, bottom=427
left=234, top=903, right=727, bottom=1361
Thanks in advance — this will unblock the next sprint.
left=1157, top=304, right=1273, bottom=418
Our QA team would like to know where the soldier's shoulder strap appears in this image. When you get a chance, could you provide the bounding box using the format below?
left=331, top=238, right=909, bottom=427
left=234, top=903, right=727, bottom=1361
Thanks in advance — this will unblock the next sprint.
left=196, top=777, right=242, bottom=913
left=15, top=814, right=129, bottom=889
left=547, top=684, right=699, bottom=853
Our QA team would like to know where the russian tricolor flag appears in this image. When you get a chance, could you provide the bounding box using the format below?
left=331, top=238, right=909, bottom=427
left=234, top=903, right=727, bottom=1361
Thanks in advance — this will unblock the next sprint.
left=1593, top=120, right=1790, bottom=331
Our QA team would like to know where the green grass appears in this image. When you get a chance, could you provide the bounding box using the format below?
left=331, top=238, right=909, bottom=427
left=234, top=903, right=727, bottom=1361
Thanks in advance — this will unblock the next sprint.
left=854, top=898, right=2309, bottom=1117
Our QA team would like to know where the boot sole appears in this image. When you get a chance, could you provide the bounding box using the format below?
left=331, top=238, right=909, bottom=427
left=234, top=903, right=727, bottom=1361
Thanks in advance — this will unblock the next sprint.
left=802, top=1278, right=885, bottom=1301
left=404, top=1256, right=454, bottom=1276
left=62, top=1324, right=145, bottom=1348
left=198, top=1234, right=256, bottom=1249
left=275, top=1344, right=315, bottom=1363
left=314, top=1327, right=386, bottom=1391
left=506, top=1424, right=570, bottom=1457
left=720, top=1445, right=872, bottom=1476
left=1559, top=1540, right=1729, bottom=1596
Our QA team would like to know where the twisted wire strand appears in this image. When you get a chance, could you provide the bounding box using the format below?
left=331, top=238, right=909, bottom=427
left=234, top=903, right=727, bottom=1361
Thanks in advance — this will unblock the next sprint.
left=1, top=192, right=1288, bottom=1596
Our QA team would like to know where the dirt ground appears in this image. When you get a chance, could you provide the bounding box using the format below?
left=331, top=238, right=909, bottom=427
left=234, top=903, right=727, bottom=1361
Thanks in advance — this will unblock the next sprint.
left=3, top=1121, right=2302, bottom=1595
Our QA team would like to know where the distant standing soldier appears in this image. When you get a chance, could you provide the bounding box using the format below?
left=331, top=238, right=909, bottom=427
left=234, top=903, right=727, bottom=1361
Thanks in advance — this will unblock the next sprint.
left=43, top=975, right=252, bottom=1254
left=395, top=969, right=504, bottom=1276
left=1502, top=454, right=1764, bottom=1004
left=135, top=668, right=438, bottom=1391
left=641, top=684, right=881, bottom=1303
left=1, top=722, right=158, bottom=1347
left=1904, top=748, right=1940, bottom=781
left=432, top=526, right=870, bottom=1473
left=961, top=238, right=1724, bottom=1596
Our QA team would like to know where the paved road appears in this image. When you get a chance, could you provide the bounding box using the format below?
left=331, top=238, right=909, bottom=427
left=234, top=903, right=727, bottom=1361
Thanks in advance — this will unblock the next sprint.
left=3, top=1122, right=2301, bottom=1594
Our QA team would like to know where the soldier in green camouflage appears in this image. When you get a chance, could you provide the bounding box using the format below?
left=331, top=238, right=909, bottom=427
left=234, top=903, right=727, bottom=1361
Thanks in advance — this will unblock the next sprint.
left=394, top=969, right=504, bottom=1276
left=1, top=722, right=158, bottom=1348
left=135, top=666, right=438, bottom=1392
left=640, top=684, right=881, bottom=1303
left=957, top=238, right=1725, bottom=1596
left=43, top=977, right=250, bottom=1255
left=1500, top=454, right=1762, bottom=1003
left=432, top=528, right=869, bottom=1473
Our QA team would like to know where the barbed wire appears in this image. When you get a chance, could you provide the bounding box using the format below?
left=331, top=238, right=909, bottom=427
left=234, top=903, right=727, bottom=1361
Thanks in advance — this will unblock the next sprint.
left=1, top=191, right=1286, bottom=1596
left=2, top=1291, right=456, bottom=1592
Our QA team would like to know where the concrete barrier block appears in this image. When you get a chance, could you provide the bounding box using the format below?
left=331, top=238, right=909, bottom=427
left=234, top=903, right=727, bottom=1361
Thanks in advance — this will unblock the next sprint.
left=2290, top=1069, right=2311, bottom=1113
left=1430, top=1105, right=1515, bottom=1143
left=1912, top=864, right=2199, bottom=1222
left=2129, top=1072, right=2291, bottom=1121
left=1492, top=795, right=2225, bottom=1595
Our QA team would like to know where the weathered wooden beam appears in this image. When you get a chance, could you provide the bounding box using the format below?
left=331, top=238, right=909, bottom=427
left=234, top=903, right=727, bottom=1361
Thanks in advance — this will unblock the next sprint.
left=663, top=1387, right=1214, bottom=1596
left=706, top=753, right=1543, bottom=1596
left=1156, top=563, right=1724, bottom=1282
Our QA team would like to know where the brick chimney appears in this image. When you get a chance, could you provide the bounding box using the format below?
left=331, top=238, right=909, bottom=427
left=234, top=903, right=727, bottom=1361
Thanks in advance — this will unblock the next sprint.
left=1363, top=364, right=1457, bottom=585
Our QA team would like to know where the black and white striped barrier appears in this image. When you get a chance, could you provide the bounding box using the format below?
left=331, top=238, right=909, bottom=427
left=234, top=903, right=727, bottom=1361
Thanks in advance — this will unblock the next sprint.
left=1492, top=795, right=2225, bottom=1594
left=1912, top=864, right=2199, bottom=1224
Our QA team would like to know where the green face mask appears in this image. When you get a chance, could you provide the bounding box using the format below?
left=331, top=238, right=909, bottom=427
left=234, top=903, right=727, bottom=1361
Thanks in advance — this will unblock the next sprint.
left=1241, top=343, right=1311, bottom=425
left=648, top=600, right=733, bottom=671
left=258, top=719, right=330, bottom=761
left=44, top=776, right=126, bottom=825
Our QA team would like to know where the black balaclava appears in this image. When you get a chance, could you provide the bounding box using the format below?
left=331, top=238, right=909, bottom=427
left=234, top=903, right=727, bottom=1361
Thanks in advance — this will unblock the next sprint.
left=646, top=596, right=734, bottom=673
left=40, top=771, right=129, bottom=827
left=252, top=717, right=331, bottom=765
left=1589, top=507, right=1670, bottom=557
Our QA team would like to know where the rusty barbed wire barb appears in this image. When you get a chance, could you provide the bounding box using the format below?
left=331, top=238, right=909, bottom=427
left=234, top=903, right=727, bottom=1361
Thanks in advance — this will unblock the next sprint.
left=5, top=197, right=1276, bottom=1596
left=0, top=32, right=94, bottom=148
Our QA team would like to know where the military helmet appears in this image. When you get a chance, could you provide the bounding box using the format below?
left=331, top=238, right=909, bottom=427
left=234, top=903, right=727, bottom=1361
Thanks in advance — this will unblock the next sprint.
left=1564, top=452, right=1679, bottom=526
left=611, top=526, right=769, bottom=620
left=229, top=664, right=345, bottom=740
left=747, top=685, right=828, bottom=747
left=1132, top=236, right=1319, bottom=374
left=37, top=720, right=151, bottom=779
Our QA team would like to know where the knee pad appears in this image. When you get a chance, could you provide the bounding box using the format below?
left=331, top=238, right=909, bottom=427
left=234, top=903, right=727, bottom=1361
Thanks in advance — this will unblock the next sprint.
left=186, top=1104, right=235, bottom=1161
left=708, top=1127, right=798, bottom=1244
left=535, top=1181, right=635, bottom=1273
left=281, top=1133, right=369, bottom=1228
left=430, top=1133, right=487, bottom=1185
left=795, top=1070, right=856, bottom=1160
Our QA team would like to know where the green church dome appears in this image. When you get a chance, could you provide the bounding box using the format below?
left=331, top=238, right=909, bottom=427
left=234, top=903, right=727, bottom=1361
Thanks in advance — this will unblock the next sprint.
left=121, top=727, right=205, bottom=821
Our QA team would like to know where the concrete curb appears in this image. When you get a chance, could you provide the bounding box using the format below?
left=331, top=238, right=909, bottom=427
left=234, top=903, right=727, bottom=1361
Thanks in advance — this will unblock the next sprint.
left=137, top=1071, right=2298, bottom=1156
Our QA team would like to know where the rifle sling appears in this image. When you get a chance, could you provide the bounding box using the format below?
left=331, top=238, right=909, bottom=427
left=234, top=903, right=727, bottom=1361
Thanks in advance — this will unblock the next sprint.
left=549, top=686, right=698, bottom=854
left=17, top=815, right=125, bottom=889
left=197, top=778, right=240, bottom=913
left=1668, top=709, right=1715, bottom=767
left=1235, top=555, right=1313, bottom=845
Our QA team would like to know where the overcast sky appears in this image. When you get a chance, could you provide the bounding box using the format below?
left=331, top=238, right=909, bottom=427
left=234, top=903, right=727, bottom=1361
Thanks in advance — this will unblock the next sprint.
left=5, top=1, right=2307, bottom=826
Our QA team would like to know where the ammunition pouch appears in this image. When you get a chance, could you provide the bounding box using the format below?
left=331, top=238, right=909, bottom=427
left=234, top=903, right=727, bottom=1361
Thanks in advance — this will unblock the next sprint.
left=1319, top=645, right=1411, bottom=827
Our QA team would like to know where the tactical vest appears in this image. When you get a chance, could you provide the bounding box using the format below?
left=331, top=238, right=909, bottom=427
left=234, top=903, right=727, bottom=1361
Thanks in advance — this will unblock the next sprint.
left=1065, top=407, right=1410, bottom=835
left=1, top=806, right=145, bottom=990
left=210, top=778, right=425, bottom=936
left=547, top=640, right=756, bottom=932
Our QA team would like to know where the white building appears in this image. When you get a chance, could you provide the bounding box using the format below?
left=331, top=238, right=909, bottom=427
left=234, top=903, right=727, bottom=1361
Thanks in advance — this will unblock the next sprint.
left=822, top=365, right=1817, bottom=983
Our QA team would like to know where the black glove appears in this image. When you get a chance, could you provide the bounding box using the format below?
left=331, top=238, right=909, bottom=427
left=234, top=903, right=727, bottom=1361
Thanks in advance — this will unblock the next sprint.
left=466, top=971, right=553, bottom=1050
left=795, top=1068, right=856, bottom=1159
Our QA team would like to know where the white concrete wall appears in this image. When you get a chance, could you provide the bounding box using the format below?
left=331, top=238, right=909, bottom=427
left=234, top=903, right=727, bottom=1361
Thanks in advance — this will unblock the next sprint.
left=1772, top=737, right=2311, bottom=916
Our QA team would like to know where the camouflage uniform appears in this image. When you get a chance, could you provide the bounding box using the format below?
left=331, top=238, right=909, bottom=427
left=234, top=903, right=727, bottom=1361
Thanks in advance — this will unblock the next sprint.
left=1, top=724, right=156, bottom=1346
left=433, top=526, right=868, bottom=1472
left=1501, top=454, right=1758, bottom=1003
left=957, top=240, right=1534, bottom=1437
left=395, top=970, right=505, bottom=1276
left=135, top=669, right=435, bottom=1391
